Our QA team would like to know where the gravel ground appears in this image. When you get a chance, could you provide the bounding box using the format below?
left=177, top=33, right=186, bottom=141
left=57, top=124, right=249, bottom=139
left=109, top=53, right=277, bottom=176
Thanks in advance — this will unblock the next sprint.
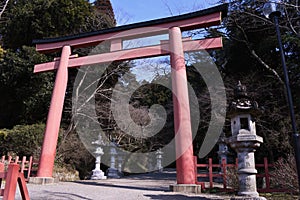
left=14, top=169, right=234, bottom=200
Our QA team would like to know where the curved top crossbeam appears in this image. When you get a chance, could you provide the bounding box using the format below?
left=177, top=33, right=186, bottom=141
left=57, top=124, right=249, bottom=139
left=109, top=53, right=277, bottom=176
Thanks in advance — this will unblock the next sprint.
left=33, top=4, right=228, bottom=53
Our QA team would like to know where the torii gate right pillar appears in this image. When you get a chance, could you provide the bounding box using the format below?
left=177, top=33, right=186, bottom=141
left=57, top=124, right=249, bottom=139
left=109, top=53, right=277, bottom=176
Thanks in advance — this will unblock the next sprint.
left=169, top=27, right=200, bottom=192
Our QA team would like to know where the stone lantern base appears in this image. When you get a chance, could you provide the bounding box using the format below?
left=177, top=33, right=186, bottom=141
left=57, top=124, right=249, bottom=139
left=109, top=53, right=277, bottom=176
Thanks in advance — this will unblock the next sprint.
left=107, top=167, right=121, bottom=178
left=91, top=169, right=107, bottom=180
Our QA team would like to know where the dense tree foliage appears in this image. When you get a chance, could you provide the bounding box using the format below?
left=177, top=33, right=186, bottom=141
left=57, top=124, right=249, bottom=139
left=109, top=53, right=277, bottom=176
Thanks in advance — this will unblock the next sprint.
left=0, top=46, right=52, bottom=127
left=0, top=0, right=116, bottom=128
left=2, top=0, right=90, bottom=49
left=213, top=0, right=300, bottom=162
left=0, top=0, right=117, bottom=178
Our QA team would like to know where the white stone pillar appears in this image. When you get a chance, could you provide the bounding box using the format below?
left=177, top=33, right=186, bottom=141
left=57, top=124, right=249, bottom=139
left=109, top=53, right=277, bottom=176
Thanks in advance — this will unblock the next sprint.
left=117, top=153, right=124, bottom=177
left=107, top=143, right=120, bottom=178
left=156, top=149, right=163, bottom=172
left=91, top=147, right=107, bottom=180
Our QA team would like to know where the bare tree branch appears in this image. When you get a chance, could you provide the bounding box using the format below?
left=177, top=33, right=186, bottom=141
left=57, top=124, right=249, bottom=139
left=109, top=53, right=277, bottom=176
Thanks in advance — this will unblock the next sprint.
left=250, top=49, right=284, bottom=84
left=161, top=0, right=174, bottom=16
left=0, top=0, right=9, bottom=19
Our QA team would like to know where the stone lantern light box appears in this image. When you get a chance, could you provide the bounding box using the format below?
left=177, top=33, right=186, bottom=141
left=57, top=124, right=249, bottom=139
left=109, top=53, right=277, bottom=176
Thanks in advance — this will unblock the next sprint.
left=231, top=113, right=254, bottom=135
left=229, top=81, right=263, bottom=143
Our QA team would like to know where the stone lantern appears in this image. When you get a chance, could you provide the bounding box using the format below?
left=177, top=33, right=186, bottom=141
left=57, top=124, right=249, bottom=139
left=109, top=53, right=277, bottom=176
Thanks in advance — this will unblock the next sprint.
left=227, top=82, right=266, bottom=199
left=91, top=133, right=107, bottom=180
left=107, top=141, right=121, bottom=178
left=217, top=132, right=230, bottom=183
left=218, top=131, right=229, bottom=165
left=117, top=151, right=124, bottom=177
left=156, top=149, right=163, bottom=172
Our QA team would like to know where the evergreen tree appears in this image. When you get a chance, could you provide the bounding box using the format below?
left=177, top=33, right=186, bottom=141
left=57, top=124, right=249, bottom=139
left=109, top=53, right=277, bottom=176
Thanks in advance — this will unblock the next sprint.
left=1, top=0, right=93, bottom=49
left=93, top=0, right=116, bottom=27
left=0, top=0, right=116, bottom=127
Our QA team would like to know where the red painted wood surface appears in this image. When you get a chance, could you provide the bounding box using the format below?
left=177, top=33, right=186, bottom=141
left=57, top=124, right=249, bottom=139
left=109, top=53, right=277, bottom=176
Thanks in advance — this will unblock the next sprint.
left=1, top=156, right=34, bottom=181
left=170, top=26, right=195, bottom=184
left=0, top=162, right=4, bottom=196
left=0, top=164, right=30, bottom=200
left=37, top=45, right=71, bottom=178
left=35, top=12, right=222, bottom=53
left=34, top=37, right=222, bottom=73
left=4, top=164, right=19, bottom=200
left=17, top=172, right=30, bottom=200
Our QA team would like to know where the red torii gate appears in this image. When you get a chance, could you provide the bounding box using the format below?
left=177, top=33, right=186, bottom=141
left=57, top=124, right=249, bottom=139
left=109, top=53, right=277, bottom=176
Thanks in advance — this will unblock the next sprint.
left=32, top=4, right=227, bottom=187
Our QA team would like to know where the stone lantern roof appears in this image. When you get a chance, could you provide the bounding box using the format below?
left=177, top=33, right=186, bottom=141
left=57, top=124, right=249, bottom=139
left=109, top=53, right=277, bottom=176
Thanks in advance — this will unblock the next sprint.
left=228, top=81, right=260, bottom=117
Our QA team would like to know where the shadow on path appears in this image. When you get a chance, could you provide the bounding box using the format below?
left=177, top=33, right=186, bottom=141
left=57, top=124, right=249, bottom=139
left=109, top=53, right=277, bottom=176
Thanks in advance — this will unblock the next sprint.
left=125, top=171, right=177, bottom=181
left=74, top=181, right=169, bottom=192
left=19, top=190, right=94, bottom=200
left=145, top=194, right=214, bottom=200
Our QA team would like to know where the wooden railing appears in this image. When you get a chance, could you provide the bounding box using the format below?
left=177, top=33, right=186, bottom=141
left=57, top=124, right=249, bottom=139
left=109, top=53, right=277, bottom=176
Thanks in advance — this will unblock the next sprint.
left=0, top=163, right=30, bottom=200
left=194, top=156, right=294, bottom=193
left=194, top=157, right=237, bottom=191
left=1, top=156, right=36, bottom=181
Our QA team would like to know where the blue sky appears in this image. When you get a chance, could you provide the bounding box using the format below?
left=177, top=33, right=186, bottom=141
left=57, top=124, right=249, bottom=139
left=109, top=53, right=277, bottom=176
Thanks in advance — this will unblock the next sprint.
left=106, top=0, right=221, bottom=82
left=110, top=0, right=220, bottom=25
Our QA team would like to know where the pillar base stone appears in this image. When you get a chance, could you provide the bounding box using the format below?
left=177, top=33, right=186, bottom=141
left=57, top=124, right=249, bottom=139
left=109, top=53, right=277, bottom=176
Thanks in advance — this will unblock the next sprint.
left=170, top=184, right=201, bottom=194
left=91, top=169, right=107, bottom=180
left=107, top=168, right=120, bottom=178
left=29, top=177, right=59, bottom=185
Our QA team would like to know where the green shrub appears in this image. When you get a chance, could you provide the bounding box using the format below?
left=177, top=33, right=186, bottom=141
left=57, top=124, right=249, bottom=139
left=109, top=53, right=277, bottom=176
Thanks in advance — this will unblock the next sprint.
left=0, top=124, right=94, bottom=179
left=0, top=123, right=46, bottom=159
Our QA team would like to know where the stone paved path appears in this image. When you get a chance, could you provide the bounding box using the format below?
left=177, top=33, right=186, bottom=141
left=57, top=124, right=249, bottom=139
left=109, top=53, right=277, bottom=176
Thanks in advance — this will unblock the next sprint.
left=14, top=169, right=234, bottom=200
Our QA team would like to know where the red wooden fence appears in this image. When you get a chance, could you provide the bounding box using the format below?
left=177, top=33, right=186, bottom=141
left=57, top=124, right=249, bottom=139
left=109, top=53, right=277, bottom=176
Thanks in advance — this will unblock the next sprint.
left=194, top=157, right=237, bottom=191
left=194, top=156, right=294, bottom=193
left=0, top=156, right=35, bottom=181
left=0, top=163, right=30, bottom=200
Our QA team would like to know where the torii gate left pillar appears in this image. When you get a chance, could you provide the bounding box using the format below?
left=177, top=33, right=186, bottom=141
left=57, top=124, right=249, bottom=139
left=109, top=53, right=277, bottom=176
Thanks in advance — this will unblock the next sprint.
left=29, top=46, right=71, bottom=184
left=30, top=4, right=227, bottom=187
left=38, top=46, right=71, bottom=178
